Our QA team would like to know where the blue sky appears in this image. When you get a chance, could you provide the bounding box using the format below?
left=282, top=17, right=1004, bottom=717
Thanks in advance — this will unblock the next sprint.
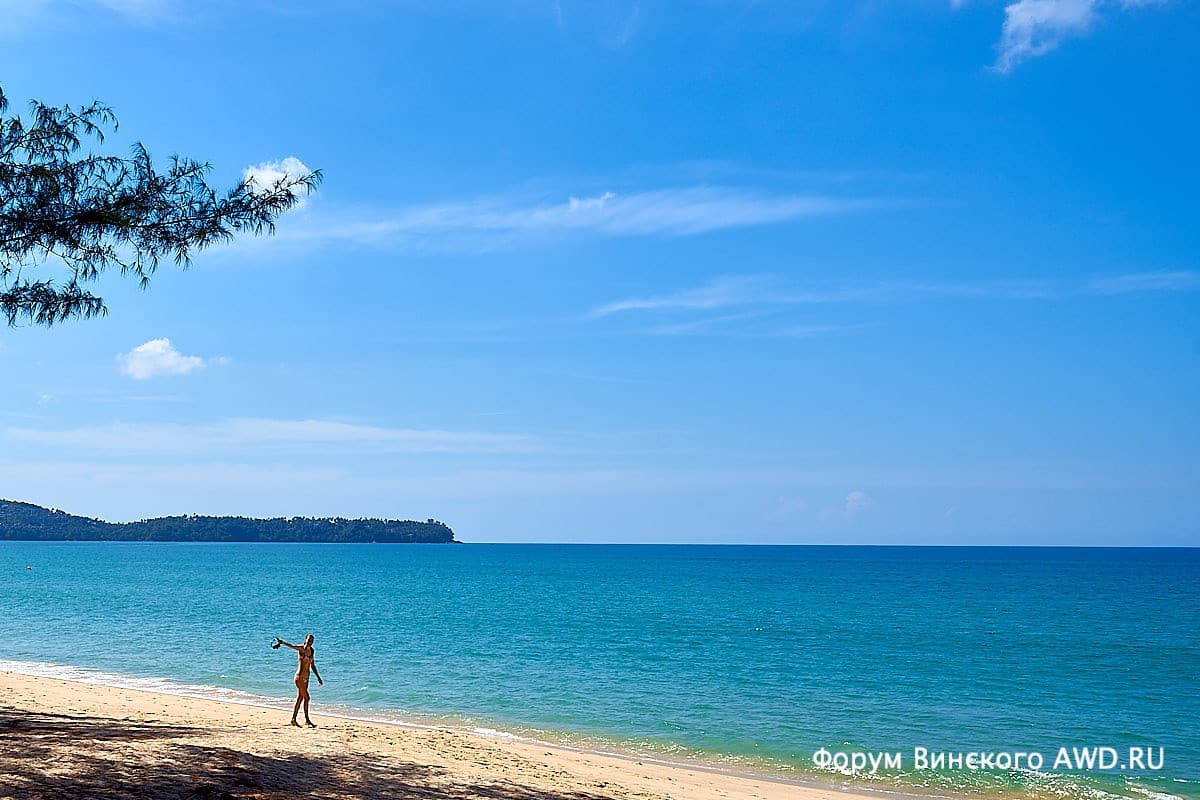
left=0, top=0, right=1196, bottom=544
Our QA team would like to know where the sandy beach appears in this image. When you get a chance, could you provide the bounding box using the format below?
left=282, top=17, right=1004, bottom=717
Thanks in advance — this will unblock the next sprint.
left=0, top=670, right=865, bottom=800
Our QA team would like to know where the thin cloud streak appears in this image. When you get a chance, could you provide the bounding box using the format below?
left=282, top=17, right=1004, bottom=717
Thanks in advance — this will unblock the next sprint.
left=1088, top=270, right=1200, bottom=295
left=590, top=276, right=775, bottom=317
left=640, top=310, right=770, bottom=336
left=0, top=0, right=175, bottom=31
left=5, top=418, right=540, bottom=455
left=273, top=187, right=880, bottom=252
left=638, top=313, right=867, bottom=340
left=589, top=271, right=1199, bottom=319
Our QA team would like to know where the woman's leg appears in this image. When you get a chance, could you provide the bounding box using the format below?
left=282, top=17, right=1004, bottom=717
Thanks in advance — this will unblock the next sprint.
left=298, top=682, right=314, bottom=725
left=291, top=679, right=304, bottom=726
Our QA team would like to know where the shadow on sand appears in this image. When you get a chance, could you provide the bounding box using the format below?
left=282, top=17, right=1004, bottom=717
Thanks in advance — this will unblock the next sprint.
left=0, top=709, right=618, bottom=800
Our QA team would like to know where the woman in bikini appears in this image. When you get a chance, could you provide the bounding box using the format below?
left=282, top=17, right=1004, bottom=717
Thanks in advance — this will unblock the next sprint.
left=273, top=633, right=323, bottom=727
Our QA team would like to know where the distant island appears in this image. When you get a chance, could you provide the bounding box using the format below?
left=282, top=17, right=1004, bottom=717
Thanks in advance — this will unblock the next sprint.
left=0, top=500, right=458, bottom=543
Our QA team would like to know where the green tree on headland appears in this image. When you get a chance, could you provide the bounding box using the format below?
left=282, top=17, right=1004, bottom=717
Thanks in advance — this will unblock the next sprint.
left=0, top=84, right=320, bottom=326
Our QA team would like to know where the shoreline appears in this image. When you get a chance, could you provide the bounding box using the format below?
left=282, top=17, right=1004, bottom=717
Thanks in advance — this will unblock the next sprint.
left=0, top=657, right=847, bottom=788
left=3, top=661, right=1192, bottom=800
left=1, top=666, right=1193, bottom=800
left=0, top=658, right=816, bottom=783
left=0, top=668, right=881, bottom=800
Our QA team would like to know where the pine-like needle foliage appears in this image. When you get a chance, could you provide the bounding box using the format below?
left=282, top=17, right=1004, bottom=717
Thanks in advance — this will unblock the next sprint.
left=0, top=85, right=321, bottom=326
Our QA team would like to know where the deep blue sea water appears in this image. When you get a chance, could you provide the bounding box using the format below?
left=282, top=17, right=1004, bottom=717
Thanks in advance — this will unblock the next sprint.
left=1, top=543, right=1197, bottom=800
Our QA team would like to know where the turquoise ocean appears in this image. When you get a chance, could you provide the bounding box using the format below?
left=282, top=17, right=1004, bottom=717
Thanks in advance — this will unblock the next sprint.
left=1, top=543, right=1197, bottom=800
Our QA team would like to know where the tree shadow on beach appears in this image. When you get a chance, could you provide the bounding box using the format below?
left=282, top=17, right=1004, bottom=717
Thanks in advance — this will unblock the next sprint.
left=0, top=708, right=620, bottom=800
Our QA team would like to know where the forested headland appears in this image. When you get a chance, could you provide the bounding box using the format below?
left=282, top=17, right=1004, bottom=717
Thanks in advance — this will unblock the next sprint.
left=0, top=500, right=458, bottom=543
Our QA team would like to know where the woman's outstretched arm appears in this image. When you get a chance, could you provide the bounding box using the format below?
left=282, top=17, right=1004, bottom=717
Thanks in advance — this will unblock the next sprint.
left=274, top=637, right=302, bottom=651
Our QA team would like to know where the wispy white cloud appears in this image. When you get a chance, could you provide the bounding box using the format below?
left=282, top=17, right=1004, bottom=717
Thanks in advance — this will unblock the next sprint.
left=589, top=270, right=1198, bottom=323
left=641, top=311, right=768, bottom=336
left=590, top=276, right=773, bottom=318
left=990, top=0, right=1169, bottom=73
left=588, top=275, right=919, bottom=320
left=1088, top=270, right=1200, bottom=294
left=95, top=0, right=172, bottom=17
left=776, top=323, right=869, bottom=340
left=639, top=313, right=866, bottom=340
left=0, top=0, right=174, bottom=30
left=274, top=187, right=876, bottom=252
left=994, top=0, right=1096, bottom=73
left=588, top=275, right=1025, bottom=319
left=117, top=339, right=221, bottom=380
left=899, top=279, right=1056, bottom=300
left=4, top=418, right=540, bottom=455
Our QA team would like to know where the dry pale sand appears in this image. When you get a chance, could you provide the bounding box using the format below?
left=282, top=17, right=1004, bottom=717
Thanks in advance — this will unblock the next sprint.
left=0, top=670, right=876, bottom=800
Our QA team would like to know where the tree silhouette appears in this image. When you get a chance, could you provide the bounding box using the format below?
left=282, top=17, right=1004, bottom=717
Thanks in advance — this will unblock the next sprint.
left=0, top=85, right=320, bottom=326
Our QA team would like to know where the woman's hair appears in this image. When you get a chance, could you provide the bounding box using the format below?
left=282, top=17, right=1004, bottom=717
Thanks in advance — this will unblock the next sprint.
left=304, top=633, right=314, bottom=644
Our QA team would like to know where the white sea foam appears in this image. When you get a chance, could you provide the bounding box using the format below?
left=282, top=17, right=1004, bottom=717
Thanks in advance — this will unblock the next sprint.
left=472, top=726, right=521, bottom=741
left=1126, top=785, right=1186, bottom=800
left=0, top=659, right=292, bottom=711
